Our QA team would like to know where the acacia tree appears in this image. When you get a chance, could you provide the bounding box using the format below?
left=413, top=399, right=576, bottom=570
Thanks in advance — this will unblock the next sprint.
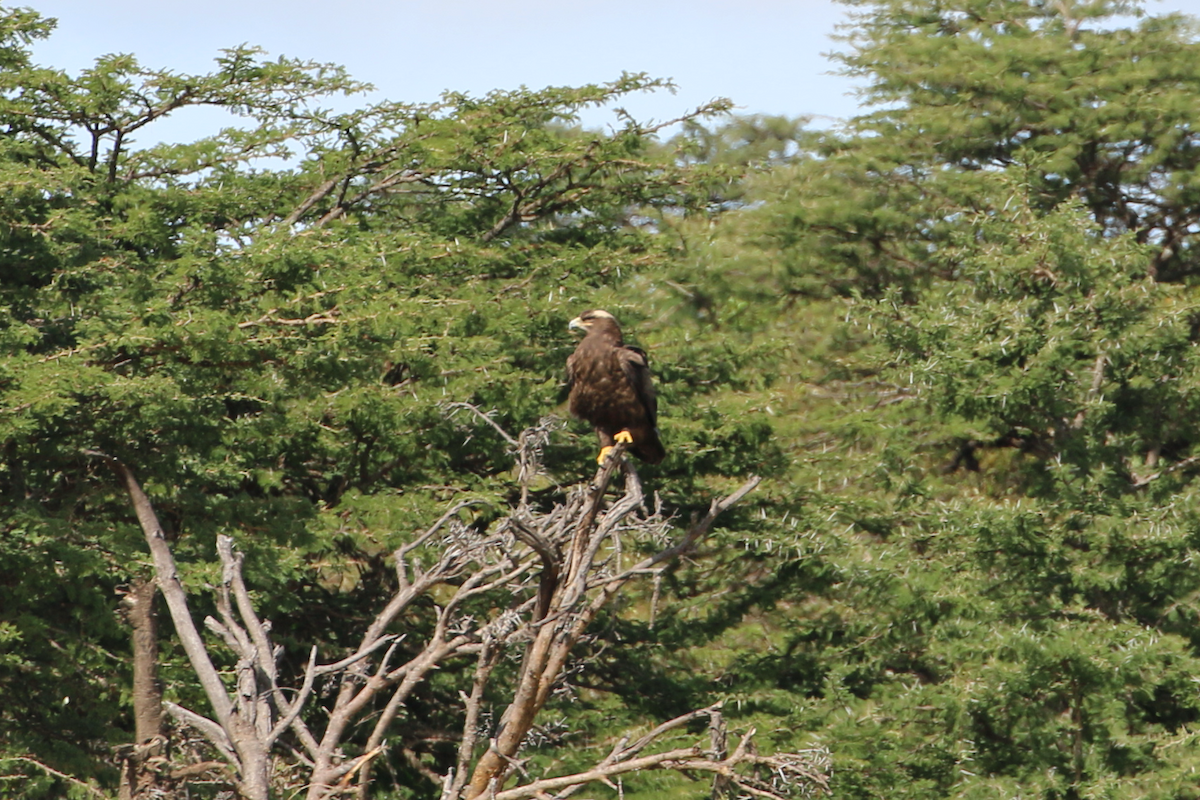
left=721, top=0, right=1200, bottom=301
left=0, top=8, right=788, bottom=798
left=835, top=0, right=1200, bottom=277
left=809, top=167, right=1200, bottom=799
left=633, top=2, right=1200, bottom=797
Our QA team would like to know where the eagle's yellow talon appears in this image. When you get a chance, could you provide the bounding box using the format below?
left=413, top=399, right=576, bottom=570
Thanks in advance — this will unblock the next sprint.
left=599, top=433, right=633, bottom=464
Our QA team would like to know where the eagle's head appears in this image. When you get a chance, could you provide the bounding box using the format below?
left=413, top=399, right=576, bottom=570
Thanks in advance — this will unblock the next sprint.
left=568, top=309, right=617, bottom=333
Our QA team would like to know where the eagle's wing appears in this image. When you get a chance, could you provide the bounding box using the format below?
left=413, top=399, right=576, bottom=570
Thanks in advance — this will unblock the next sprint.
left=619, top=346, right=657, bottom=428
left=566, top=350, right=579, bottom=391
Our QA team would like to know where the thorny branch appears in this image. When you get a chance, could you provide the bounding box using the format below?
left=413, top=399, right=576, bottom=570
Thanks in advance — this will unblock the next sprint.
left=88, top=414, right=821, bottom=800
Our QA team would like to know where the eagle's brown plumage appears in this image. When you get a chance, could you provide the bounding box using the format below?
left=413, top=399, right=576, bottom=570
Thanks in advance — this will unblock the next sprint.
left=567, top=309, right=665, bottom=465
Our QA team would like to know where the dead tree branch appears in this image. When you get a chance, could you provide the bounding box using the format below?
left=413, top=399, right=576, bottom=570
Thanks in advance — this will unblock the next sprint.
left=86, top=416, right=806, bottom=800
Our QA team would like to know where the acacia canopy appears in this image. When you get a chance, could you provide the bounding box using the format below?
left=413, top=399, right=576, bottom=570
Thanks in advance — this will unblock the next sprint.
left=13, top=2, right=1200, bottom=799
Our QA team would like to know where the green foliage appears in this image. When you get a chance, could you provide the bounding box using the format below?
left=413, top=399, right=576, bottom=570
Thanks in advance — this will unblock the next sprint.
left=836, top=0, right=1200, bottom=277
left=877, top=168, right=1200, bottom=497
left=614, top=3, right=1200, bottom=799
left=725, top=0, right=1200, bottom=302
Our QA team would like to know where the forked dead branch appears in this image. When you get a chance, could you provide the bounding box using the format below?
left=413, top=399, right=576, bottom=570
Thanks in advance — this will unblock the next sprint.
left=92, top=416, right=828, bottom=800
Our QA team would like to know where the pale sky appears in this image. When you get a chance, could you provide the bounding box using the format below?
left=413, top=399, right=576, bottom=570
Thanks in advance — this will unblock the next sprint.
left=25, top=0, right=1200, bottom=141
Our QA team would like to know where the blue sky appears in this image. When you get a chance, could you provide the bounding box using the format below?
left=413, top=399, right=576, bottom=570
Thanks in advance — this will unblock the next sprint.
left=26, top=0, right=1200, bottom=140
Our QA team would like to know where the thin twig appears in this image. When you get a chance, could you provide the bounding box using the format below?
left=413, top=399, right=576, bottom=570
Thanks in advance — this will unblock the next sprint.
left=4, top=757, right=107, bottom=798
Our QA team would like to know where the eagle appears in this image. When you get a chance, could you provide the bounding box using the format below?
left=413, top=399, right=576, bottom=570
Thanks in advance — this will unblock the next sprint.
left=567, top=309, right=666, bottom=465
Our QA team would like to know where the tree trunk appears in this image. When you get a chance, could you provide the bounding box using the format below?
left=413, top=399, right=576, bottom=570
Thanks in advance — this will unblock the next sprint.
left=118, top=576, right=167, bottom=800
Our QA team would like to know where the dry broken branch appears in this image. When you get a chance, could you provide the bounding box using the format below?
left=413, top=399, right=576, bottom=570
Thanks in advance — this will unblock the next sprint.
left=85, top=415, right=802, bottom=800
left=479, top=706, right=830, bottom=800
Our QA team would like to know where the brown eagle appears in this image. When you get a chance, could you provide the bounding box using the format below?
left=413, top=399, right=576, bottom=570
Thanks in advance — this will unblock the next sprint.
left=567, top=309, right=665, bottom=465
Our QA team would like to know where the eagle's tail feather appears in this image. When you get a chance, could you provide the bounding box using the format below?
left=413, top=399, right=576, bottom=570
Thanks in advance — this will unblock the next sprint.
left=633, top=428, right=666, bottom=465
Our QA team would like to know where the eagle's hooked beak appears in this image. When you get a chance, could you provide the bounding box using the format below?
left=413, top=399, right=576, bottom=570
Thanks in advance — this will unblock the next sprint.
left=568, top=316, right=586, bottom=332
